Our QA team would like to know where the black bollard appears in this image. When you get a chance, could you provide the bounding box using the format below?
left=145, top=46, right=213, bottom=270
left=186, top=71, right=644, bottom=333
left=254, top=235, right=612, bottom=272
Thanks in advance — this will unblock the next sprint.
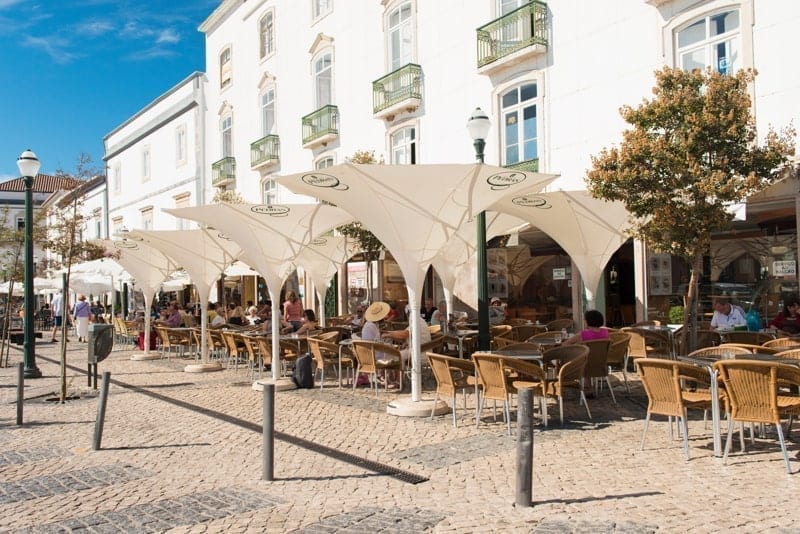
left=16, top=362, right=23, bottom=425
left=92, top=372, right=111, bottom=450
left=262, top=383, right=275, bottom=481
left=515, top=387, right=533, bottom=507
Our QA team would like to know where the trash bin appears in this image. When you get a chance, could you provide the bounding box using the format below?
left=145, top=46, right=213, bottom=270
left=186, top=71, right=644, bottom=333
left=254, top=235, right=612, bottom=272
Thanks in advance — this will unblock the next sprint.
left=88, top=323, right=114, bottom=364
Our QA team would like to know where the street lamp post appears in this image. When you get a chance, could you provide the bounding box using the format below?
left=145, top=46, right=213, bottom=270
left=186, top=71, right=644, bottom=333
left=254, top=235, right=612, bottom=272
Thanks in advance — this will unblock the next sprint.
left=17, top=149, right=42, bottom=378
left=467, top=108, right=491, bottom=351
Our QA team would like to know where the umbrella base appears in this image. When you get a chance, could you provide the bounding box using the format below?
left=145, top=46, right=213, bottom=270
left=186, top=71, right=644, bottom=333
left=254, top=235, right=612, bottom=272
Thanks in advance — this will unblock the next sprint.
left=252, top=377, right=296, bottom=392
left=184, top=362, right=223, bottom=373
left=130, top=353, right=160, bottom=361
left=386, top=396, right=450, bottom=417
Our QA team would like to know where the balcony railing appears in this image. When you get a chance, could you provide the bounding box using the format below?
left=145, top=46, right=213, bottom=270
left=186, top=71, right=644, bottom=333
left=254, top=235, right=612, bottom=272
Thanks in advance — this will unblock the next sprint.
left=250, top=134, right=280, bottom=169
left=372, top=63, right=422, bottom=118
left=211, top=156, right=236, bottom=187
left=505, top=158, right=539, bottom=173
left=477, top=1, right=548, bottom=69
left=301, top=105, right=339, bottom=147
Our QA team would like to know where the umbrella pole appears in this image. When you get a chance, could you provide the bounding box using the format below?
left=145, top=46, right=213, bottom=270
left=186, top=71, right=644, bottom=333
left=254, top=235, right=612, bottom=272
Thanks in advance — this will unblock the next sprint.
left=407, top=287, right=421, bottom=402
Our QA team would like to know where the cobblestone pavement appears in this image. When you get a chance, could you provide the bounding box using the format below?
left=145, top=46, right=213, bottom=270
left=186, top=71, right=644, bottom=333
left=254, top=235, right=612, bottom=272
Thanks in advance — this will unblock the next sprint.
left=1, top=340, right=800, bottom=532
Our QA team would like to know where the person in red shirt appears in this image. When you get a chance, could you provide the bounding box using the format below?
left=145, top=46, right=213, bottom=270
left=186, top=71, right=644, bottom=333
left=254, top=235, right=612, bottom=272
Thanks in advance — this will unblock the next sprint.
left=283, top=291, right=303, bottom=331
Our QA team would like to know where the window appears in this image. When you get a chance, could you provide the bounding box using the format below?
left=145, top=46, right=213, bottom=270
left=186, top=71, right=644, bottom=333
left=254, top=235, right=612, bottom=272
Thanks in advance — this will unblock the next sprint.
left=499, top=0, right=525, bottom=15
left=259, top=11, right=275, bottom=59
left=219, top=46, right=232, bottom=88
left=500, top=83, right=539, bottom=166
left=140, top=207, right=153, bottom=230
left=113, top=164, right=121, bottom=194
left=221, top=115, right=233, bottom=157
left=312, top=0, right=332, bottom=20
left=175, top=125, right=187, bottom=165
left=263, top=178, right=278, bottom=205
left=112, top=217, right=123, bottom=235
left=676, top=10, right=740, bottom=74
left=314, top=52, right=332, bottom=108
left=141, top=145, right=150, bottom=182
left=391, top=126, right=416, bottom=164
left=95, top=219, right=101, bottom=239
left=316, top=156, right=334, bottom=169
left=175, top=194, right=190, bottom=230
left=260, top=88, right=275, bottom=135
left=388, top=2, right=412, bottom=70
left=16, top=216, right=24, bottom=231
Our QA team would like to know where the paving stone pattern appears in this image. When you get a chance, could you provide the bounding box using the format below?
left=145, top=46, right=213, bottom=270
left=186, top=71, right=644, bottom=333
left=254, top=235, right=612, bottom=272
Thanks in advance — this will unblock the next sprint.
left=20, top=487, right=283, bottom=533
left=0, top=446, right=72, bottom=467
left=294, top=506, right=448, bottom=533
left=0, top=465, right=149, bottom=505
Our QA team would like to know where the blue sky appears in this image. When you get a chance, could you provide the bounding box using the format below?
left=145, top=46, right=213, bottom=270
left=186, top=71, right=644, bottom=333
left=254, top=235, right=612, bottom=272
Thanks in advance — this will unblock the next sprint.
left=0, top=0, right=217, bottom=180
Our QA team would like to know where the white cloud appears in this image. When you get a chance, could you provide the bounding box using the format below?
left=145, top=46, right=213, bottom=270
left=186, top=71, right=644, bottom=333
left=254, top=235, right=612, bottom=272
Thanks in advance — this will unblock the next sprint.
left=0, top=0, right=24, bottom=9
left=76, top=19, right=114, bottom=36
left=22, top=35, right=78, bottom=63
left=156, top=28, right=180, bottom=44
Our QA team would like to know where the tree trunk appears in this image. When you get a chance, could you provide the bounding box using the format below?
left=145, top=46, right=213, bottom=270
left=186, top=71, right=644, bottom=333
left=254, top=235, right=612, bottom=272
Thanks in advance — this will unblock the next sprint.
left=680, top=254, right=703, bottom=355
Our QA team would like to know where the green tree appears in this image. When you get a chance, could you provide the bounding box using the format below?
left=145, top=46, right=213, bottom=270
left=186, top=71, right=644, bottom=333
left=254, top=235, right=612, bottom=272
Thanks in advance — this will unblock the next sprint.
left=586, top=67, right=795, bottom=351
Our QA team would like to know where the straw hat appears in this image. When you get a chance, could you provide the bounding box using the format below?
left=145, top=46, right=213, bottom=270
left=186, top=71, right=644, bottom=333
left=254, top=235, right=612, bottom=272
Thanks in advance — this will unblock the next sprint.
left=78, top=294, right=87, bottom=301
left=364, top=301, right=390, bottom=322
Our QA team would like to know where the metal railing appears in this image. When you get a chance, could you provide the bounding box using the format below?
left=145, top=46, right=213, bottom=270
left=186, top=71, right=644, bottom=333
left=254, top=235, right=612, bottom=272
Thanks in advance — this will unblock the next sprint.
left=505, top=158, right=539, bottom=172
left=372, top=63, right=422, bottom=114
left=301, top=105, right=339, bottom=145
left=211, top=156, right=236, bottom=186
left=477, top=1, right=548, bottom=68
left=250, top=135, right=280, bottom=168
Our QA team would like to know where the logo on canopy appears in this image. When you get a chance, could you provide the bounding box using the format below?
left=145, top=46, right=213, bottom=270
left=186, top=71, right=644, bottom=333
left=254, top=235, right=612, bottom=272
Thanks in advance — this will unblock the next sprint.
left=251, top=205, right=290, bottom=217
left=217, top=232, right=232, bottom=240
left=487, top=172, right=526, bottom=190
left=311, top=237, right=327, bottom=246
left=114, top=240, right=138, bottom=249
left=512, top=195, right=551, bottom=209
left=301, top=173, right=349, bottom=191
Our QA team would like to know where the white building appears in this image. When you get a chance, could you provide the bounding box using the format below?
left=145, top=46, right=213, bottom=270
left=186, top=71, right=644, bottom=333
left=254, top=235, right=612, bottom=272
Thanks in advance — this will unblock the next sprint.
left=105, top=0, right=800, bottom=324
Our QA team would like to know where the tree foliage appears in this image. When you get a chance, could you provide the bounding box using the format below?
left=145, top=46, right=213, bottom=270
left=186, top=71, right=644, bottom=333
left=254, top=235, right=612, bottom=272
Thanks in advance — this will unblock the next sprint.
left=586, top=67, right=795, bottom=349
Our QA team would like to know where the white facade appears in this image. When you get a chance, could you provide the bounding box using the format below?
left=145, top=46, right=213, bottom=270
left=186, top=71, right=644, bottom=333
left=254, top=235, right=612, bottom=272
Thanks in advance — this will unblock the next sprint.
left=103, top=72, right=208, bottom=234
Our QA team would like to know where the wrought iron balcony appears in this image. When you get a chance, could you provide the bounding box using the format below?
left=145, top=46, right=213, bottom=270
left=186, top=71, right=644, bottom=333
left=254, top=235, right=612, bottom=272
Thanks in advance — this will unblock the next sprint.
left=372, top=63, right=422, bottom=120
left=477, top=1, right=548, bottom=72
left=250, top=134, right=280, bottom=170
left=301, top=105, right=339, bottom=148
left=505, top=158, right=539, bottom=173
left=211, top=156, right=236, bottom=187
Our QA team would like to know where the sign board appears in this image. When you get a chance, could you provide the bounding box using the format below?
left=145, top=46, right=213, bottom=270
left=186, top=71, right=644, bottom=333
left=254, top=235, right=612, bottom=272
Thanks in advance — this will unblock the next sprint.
left=553, top=267, right=566, bottom=280
left=773, top=260, right=797, bottom=277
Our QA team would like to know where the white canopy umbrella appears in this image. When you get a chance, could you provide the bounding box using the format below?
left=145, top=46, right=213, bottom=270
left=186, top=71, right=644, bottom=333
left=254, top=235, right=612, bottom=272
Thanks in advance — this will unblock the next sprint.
left=161, top=271, right=191, bottom=292
left=164, top=202, right=353, bottom=382
left=70, top=273, right=114, bottom=297
left=491, top=190, right=629, bottom=309
left=125, top=228, right=243, bottom=372
left=294, top=235, right=359, bottom=327
left=0, top=281, right=23, bottom=296
left=224, top=260, right=259, bottom=277
left=95, top=239, right=179, bottom=359
left=276, top=163, right=557, bottom=405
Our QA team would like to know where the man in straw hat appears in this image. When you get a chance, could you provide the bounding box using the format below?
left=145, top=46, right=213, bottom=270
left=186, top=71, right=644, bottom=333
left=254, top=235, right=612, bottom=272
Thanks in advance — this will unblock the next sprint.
left=382, top=301, right=431, bottom=367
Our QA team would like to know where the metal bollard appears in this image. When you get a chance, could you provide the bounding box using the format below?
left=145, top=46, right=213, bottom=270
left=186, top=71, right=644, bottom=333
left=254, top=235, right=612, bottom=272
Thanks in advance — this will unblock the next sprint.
left=16, top=362, right=24, bottom=425
left=515, top=387, right=533, bottom=507
left=262, top=383, right=275, bottom=481
left=92, top=372, right=111, bottom=450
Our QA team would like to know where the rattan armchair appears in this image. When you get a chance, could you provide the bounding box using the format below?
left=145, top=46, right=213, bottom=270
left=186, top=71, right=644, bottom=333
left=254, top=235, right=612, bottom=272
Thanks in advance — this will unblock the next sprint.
left=351, top=340, right=403, bottom=395
left=687, top=346, right=752, bottom=359
left=307, top=336, right=352, bottom=389
left=427, top=352, right=477, bottom=427
left=544, top=348, right=590, bottom=425
left=546, top=318, right=574, bottom=332
left=607, top=331, right=632, bottom=393
left=472, top=353, right=517, bottom=434
left=722, top=331, right=775, bottom=345
left=762, top=337, right=800, bottom=350
left=583, top=339, right=615, bottom=402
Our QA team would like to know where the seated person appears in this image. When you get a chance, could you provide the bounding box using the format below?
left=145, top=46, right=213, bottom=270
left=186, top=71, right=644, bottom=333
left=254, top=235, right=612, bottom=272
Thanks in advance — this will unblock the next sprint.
left=155, top=301, right=182, bottom=327
left=769, top=294, right=800, bottom=335
left=489, top=298, right=506, bottom=324
left=246, top=306, right=261, bottom=325
left=430, top=300, right=448, bottom=331
left=710, top=297, right=746, bottom=329
left=562, top=309, right=609, bottom=345
left=350, top=306, right=365, bottom=328
left=226, top=303, right=246, bottom=326
left=293, top=309, right=318, bottom=335
left=382, top=309, right=432, bottom=366
left=208, top=303, right=226, bottom=327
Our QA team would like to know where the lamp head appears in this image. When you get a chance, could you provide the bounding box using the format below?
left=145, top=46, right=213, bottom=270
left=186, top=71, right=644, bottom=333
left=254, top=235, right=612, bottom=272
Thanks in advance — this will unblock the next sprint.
left=17, top=149, right=41, bottom=178
left=466, top=107, right=491, bottom=141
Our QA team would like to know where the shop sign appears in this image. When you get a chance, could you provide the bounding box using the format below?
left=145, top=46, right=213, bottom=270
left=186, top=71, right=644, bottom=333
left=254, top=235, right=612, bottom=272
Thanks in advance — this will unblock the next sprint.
left=553, top=267, right=566, bottom=280
left=773, top=260, right=796, bottom=277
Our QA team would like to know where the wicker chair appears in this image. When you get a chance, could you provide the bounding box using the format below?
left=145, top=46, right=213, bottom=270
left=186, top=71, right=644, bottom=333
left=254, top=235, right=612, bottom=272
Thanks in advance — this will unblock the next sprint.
left=607, top=331, right=632, bottom=393
left=722, top=331, right=775, bottom=345
left=762, top=337, right=800, bottom=350
left=713, top=360, right=800, bottom=473
left=546, top=318, right=574, bottom=332
left=775, top=348, right=800, bottom=360
left=351, top=340, right=403, bottom=395
left=492, top=335, right=516, bottom=350
left=511, top=324, right=545, bottom=341
left=621, top=327, right=647, bottom=367
left=220, top=331, right=247, bottom=371
left=427, top=352, right=477, bottom=427
left=717, top=343, right=781, bottom=355
left=490, top=324, right=513, bottom=338
left=583, top=339, right=615, bottom=402
left=307, top=336, right=352, bottom=389
left=544, top=348, right=590, bottom=425
left=687, top=346, right=752, bottom=359
left=636, top=358, right=718, bottom=459
left=472, top=353, right=517, bottom=434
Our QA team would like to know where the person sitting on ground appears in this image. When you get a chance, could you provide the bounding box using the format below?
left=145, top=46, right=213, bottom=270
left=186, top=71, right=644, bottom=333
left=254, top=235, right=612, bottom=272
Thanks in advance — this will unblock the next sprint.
left=293, top=309, right=318, bottom=336
left=710, top=297, right=746, bottom=329
left=769, top=294, right=800, bottom=335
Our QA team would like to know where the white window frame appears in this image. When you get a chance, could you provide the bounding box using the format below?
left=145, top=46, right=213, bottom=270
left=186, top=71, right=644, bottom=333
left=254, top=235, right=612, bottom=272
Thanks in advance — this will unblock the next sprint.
left=262, top=177, right=278, bottom=205
left=315, top=155, right=335, bottom=169
left=174, top=193, right=191, bottom=230
left=141, top=145, right=151, bottom=182
left=175, top=124, right=187, bottom=166
left=113, top=164, right=121, bottom=194
left=221, top=114, right=233, bottom=157
left=140, top=207, right=154, bottom=230
left=259, top=10, right=275, bottom=59
left=312, top=0, right=332, bottom=22
left=313, top=50, right=333, bottom=108
left=385, top=1, right=414, bottom=71
left=675, top=9, right=741, bottom=74
left=389, top=124, right=417, bottom=164
left=497, top=80, right=541, bottom=167
left=260, top=87, right=276, bottom=136
left=219, top=45, right=232, bottom=89
left=112, top=217, right=123, bottom=235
